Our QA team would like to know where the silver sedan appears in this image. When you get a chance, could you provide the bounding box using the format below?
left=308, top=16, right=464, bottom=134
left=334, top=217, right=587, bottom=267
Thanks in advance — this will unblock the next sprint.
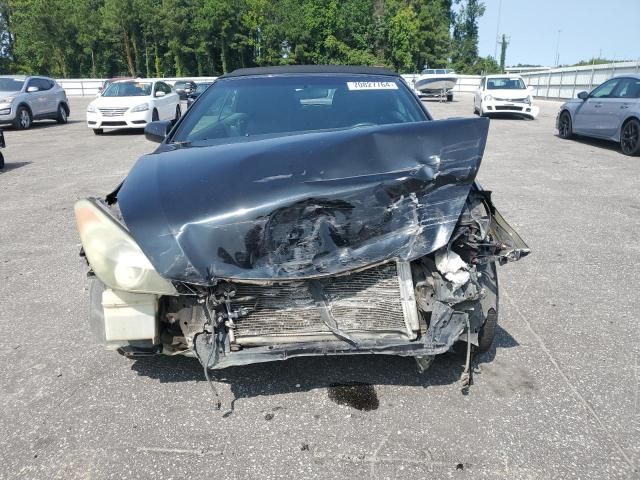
left=556, top=74, right=640, bottom=155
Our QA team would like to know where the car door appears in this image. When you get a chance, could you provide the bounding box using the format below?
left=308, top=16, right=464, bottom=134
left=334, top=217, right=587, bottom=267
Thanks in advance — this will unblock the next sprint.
left=24, top=78, right=47, bottom=116
left=38, top=78, right=57, bottom=113
left=605, top=78, right=640, bottom=139
left=161, top=82, right=175, bottom=119
left=572, top=78, right=620, bottom=137
left=164, top=82, right=180, bottom=118
left=475, top=77, right=485, bottom=109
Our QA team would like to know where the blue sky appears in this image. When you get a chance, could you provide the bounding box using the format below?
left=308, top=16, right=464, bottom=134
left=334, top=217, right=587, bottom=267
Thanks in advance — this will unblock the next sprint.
left=477, top=0, right=640, bottom=66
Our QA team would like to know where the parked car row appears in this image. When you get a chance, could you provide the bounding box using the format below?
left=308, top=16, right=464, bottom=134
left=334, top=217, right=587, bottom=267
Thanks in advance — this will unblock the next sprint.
left=1, top=71, right=637, bottom=157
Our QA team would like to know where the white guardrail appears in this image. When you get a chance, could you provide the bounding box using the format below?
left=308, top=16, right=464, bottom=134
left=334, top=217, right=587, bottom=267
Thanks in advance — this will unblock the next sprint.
left=57, top=61, right=640, bottom=100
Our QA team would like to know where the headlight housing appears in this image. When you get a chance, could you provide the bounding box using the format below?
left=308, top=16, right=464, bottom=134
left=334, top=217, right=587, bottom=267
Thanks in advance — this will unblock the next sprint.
left=87, top=104, right=97, bottom=113
left=74, top=199, right=177, bottom=295
left=0, top=95, right=16, bottom=104
left=484, top=94, right=493, bottom=101
left=131, top=103, right=149, bottom=112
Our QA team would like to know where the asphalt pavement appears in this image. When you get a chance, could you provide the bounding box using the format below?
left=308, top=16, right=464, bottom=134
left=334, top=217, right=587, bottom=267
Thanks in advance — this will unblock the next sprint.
left=1, top=94, right=638, bottom=479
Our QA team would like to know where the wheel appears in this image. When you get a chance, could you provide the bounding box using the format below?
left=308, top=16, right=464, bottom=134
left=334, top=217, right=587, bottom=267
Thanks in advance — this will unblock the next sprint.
left=13, top=106, right=32, bottom=130
left=174, top=105, right=181, bottom=123
left=620, top=118, right=640, bottom=156
left=152, top=109, right=159, bottom=121
left=473, top=103, right=478, bottom=115
left=0, top=152, right=4, bottom=169
left=558, top=110, right=573, bottom=139
left=93, top=128, right=103, bottom=135
left=447, top=93, right=453, bottom=102
left=476, top=308, right=498, bottom=353
left=56, top=104, right=68, bottom=124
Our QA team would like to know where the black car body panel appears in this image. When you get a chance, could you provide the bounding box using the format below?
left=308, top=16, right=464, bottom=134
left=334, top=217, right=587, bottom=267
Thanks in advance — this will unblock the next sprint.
left=117, top=117, right=489, bottom=283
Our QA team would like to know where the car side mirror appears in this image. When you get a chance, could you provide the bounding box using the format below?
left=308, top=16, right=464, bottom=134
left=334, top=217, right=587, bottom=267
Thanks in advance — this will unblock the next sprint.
left=577, top=91, right=589, bottom=100
left=144, top=120, right=171, bottom=143
left=155, top=90, right=166, bottom=98
left=27, top=86, right=39, bottom=93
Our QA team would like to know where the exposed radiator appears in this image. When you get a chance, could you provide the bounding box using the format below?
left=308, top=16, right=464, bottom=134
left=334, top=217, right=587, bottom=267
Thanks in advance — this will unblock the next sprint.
left=231, top=262, right=419, bottom=343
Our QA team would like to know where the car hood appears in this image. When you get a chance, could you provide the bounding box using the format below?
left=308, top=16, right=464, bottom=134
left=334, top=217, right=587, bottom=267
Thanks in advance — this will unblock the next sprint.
left=0, top=90, right=21, bottom=98
left=116, top=118, right=489, bottom=283
left=486, top=89, right=529, bottom=99
left=92, top=95, right=150, bottom=107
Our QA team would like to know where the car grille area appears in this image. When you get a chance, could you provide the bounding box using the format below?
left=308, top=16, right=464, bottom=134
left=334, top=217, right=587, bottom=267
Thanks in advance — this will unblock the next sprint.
left=231, top=262, right=413, bottom=343
left=99, top=107, right=129, bottom=117
left=495, top=105, right=523, bottom=111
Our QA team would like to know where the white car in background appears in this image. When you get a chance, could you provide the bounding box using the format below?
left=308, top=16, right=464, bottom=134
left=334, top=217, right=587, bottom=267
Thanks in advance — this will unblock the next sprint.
left=473, top=75, right=538, bottom=119
left=86, top=79, right=181, bottom=134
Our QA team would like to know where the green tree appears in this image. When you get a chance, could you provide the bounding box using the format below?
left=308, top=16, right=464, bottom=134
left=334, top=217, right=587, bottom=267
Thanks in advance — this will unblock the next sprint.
left=451, top=0, right=485, bottom=74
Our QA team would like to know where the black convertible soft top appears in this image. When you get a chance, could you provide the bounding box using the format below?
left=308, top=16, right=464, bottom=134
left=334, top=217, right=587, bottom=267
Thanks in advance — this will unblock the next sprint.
left=222, top=65, right=398, bottom=78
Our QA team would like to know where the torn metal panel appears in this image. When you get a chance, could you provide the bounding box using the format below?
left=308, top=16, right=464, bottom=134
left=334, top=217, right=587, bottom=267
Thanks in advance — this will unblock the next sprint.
left=116, top=118, right=489, bottom=283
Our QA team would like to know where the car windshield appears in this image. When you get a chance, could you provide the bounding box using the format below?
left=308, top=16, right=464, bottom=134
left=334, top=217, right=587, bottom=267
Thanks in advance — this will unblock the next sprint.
left=172, top=74, right=425, bottom=145
left=102, top=81, right=152, bottom=97
left=0, top=78, right=25, bottom=91
left=487, top=77, right=525, bottom=90
left=195, top=83, right=212, bottom=94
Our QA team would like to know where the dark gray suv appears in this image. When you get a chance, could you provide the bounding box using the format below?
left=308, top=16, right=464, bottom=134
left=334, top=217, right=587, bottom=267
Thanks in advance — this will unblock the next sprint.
left=0, top=75, right=70, bottom=129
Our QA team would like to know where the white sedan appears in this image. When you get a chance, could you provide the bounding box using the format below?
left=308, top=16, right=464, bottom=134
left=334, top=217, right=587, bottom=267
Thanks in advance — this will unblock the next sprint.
left=473, top=75, right=539, bottom=119
left=86, top=80, right=181, bottom=134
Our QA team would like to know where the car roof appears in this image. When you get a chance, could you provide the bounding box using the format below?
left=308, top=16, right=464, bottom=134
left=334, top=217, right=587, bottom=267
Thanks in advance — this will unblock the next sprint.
left=222, top=65, right=398, bottom=78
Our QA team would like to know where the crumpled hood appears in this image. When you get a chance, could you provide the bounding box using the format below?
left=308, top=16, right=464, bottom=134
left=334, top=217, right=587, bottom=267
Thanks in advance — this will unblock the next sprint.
left=117, top=118, right=489, bottom=283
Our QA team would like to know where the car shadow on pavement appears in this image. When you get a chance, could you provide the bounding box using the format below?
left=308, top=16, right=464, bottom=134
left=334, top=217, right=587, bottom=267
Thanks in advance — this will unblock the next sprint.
left=0, top=161, right=31, bottom=173
left=3, top=121, right=82, bottom=131
left=556, top=134, right=622, bottom=154
left=130, top=325, right=518, bottom=412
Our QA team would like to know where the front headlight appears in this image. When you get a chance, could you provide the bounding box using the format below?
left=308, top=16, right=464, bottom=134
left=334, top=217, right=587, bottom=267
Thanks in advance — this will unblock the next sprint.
left=87, top=104, right=97, bottom=113
left=0, top=95, right=16, bottom=104
left=131, top=103, right=149, bottom=112
left=484, top=94, right=493, bottom=101
left=74, top=199, right=177, bottom=295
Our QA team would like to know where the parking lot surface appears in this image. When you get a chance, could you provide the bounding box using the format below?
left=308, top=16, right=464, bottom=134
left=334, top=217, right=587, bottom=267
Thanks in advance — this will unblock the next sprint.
left=1, top=95, right=639, bottom=479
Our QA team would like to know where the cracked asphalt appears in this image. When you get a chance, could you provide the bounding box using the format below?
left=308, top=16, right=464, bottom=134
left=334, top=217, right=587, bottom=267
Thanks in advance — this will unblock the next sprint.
left=1, top=94, right=639, bottom=479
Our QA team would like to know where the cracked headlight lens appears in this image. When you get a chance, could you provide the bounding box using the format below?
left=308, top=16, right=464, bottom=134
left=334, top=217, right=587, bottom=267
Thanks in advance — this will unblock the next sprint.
left=74, top=199, right=177, bottom=295
left=130, top=103, right=149, bottom=112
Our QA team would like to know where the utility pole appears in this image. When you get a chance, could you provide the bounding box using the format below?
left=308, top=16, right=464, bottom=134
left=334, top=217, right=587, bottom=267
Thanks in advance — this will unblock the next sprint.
left=494, top=0, right=503, bottom=60
left=499, top=34, right=509, bottom=73
left=554, top=30, right=561, bottom=67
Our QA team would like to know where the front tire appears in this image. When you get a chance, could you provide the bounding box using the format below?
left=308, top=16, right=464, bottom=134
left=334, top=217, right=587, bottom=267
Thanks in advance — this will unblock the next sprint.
left=152, top=109, right=159, bottom=122
left=13, top=106, right=32, bottom=130
left=174, top=105, right=181, bottom=123
left=93, top=128, right=103, bottom=135
left=620, top=118, right=640, bottom=156
left=558, top=110, right=573, bottom=139
left=0, top=152, right=4, bottom=169
left=56, top=104, right=68, bottom=124
left=447, top=93, right=453, bottom=102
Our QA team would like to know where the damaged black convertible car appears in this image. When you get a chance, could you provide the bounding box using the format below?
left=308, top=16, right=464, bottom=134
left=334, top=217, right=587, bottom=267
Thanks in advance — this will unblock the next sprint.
left=75, top=66, right=529, bottom=383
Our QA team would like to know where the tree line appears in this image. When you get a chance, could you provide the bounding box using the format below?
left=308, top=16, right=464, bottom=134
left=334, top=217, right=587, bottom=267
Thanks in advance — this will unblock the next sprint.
left=0, top=0, right=500, bottom=78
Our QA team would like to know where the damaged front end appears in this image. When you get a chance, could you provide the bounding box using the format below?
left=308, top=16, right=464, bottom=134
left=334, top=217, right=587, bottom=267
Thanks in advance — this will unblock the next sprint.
left=76, top=118, right=529, bottom=375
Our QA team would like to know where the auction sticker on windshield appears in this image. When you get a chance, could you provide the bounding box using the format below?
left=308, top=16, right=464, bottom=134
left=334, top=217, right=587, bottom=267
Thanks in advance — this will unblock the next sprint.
left=347, top=81, right=398, bottom=90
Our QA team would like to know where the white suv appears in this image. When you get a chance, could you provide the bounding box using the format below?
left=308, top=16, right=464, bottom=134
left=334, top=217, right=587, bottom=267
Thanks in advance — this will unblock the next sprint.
left=0, top=75, right=70, bottom=129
